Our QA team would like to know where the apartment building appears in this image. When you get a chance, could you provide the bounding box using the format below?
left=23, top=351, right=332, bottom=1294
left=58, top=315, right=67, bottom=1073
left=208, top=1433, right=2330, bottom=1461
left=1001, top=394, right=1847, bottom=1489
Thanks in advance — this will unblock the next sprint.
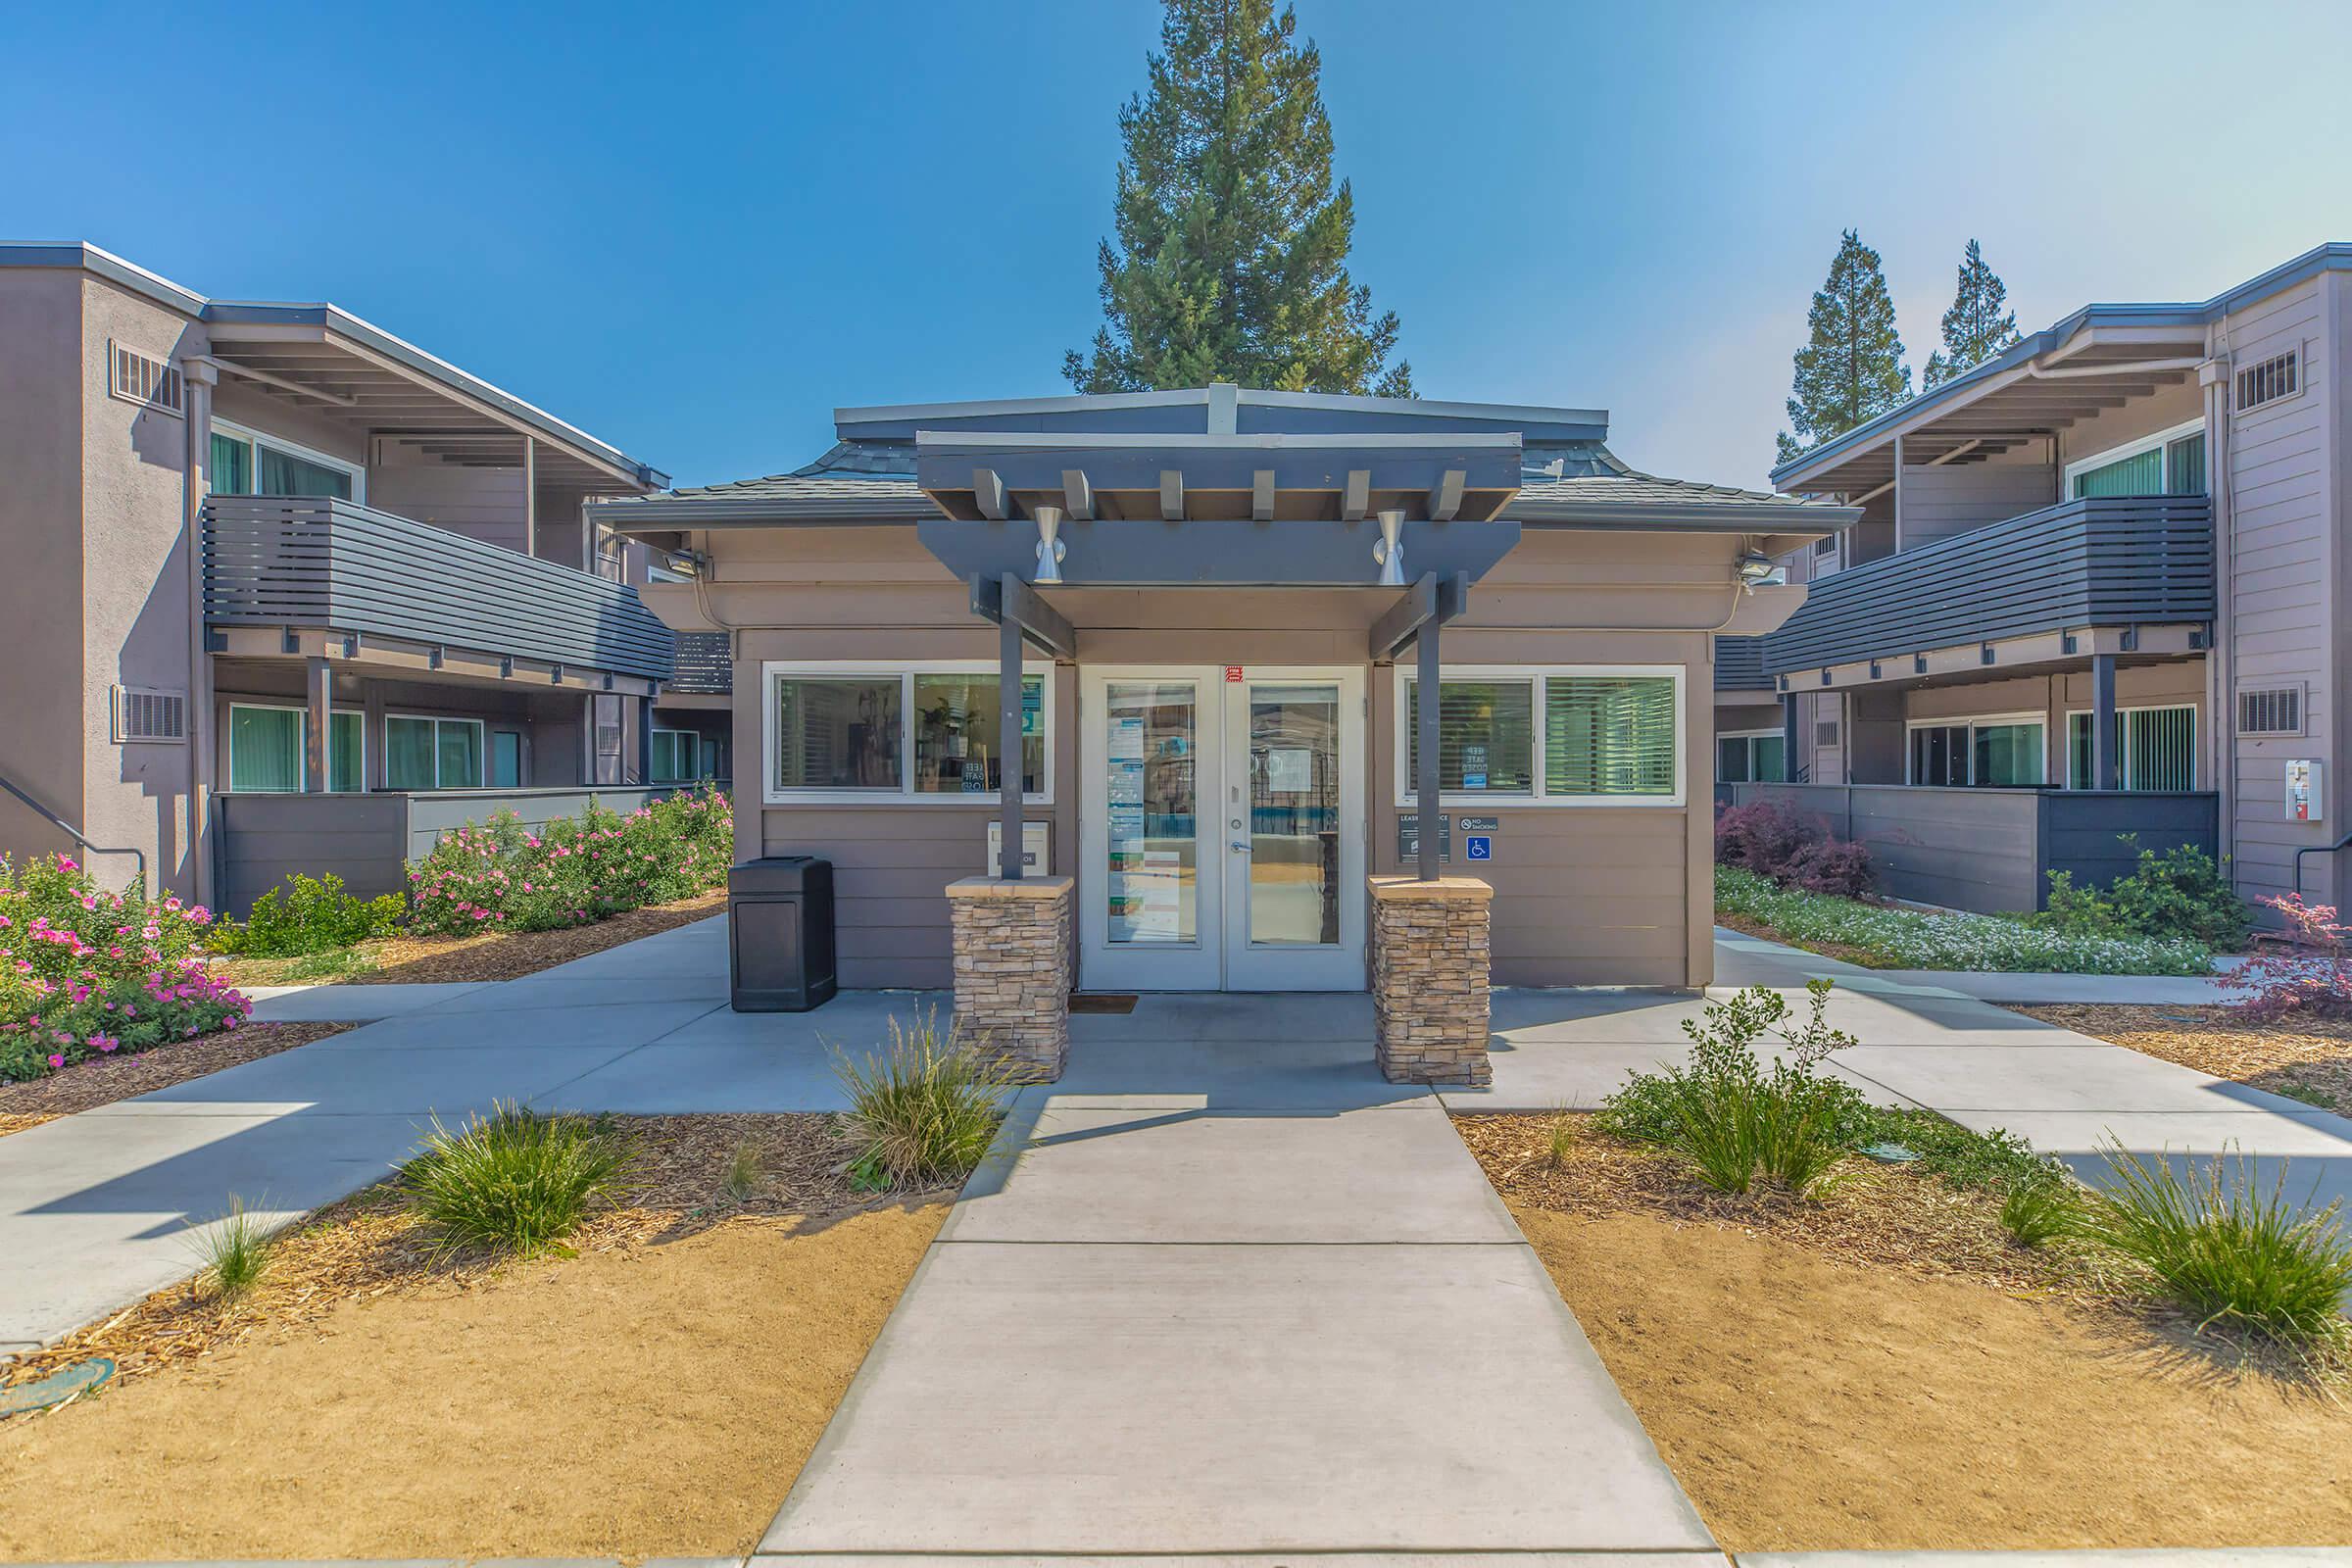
left=0, top=243, right=731, bottom=911
left=1722, top=243, right=2351, bottom=916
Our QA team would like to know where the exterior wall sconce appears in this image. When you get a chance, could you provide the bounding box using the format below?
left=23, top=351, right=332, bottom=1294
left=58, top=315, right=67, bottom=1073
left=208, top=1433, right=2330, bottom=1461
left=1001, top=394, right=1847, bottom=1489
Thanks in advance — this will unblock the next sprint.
left=1032, top=504, right=1066, bottom=584
left=1372, top=508, right=1406, bottom=586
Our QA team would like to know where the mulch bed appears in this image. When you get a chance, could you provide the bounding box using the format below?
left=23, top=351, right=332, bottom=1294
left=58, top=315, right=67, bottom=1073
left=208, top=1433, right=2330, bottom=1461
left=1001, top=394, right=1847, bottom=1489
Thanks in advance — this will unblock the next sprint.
left=2014, top=1002, right=2352, bottom=1112
left=0, top=1111, right=930, bottom=1396
left=211, top=888, right=726, bottom=988
left=0, top=1021, right=352, bottom=1138
left=1456, top=1112, right=2083, bottom=1298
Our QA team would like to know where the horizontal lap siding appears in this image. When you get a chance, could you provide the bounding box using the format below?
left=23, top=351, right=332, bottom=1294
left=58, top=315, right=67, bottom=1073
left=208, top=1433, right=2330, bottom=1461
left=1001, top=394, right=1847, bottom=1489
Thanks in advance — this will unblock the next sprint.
left=1898, top=456, right=2057, bottom=549
left=2225, top=275, right=2331, bottom=906
left=1731, top=784, right=2041, bottom=912
left=215, top=794, right=412, bottom=913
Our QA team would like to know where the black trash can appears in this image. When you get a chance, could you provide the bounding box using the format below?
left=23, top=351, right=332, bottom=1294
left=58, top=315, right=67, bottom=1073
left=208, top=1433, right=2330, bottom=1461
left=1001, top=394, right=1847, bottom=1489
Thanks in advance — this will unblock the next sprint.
left=728, top=857, right=837, bottom=1011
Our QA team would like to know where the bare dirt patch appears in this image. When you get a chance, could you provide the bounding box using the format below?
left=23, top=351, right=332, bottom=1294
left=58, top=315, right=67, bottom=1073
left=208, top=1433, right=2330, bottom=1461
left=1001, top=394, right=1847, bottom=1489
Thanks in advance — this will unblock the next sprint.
left=211, top=888, right=725, bottom=988
left=0, top=1112, right=948, bottom=1561
left=1459, top=1113, right=2352, bottom=1553
left=2017, top=1002, right=2352, bottom=1112
left=0, top=1021, right=350, bottom=1137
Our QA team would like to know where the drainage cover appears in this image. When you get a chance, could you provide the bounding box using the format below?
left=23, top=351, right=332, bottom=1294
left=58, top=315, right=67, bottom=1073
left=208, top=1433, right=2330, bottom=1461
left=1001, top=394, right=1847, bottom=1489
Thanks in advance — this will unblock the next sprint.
left=1861, top=1142, right=1920, bottom=1163
left=0, top=1357, right=114, bottom=1416
left=1070, top=994, right=1139, bottom=1015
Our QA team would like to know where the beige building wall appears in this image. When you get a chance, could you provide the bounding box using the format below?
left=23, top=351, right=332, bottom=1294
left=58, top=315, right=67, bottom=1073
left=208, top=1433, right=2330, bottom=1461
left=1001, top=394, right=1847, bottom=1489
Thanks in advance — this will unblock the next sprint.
left=702, top=522, right=1760, bottom=990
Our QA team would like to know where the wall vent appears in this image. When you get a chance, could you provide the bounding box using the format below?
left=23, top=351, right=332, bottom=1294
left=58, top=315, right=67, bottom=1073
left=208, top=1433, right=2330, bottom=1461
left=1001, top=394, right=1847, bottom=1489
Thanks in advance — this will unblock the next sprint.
left=1815, top=719, right=1841, bottom=747
left=2237, top=685, right=2304, bottom=737
left=112, top=685, right=187, bottom=744
left=108, top=341, right=184, bottom=417
left=2236, top=349, right=2299, bottom=413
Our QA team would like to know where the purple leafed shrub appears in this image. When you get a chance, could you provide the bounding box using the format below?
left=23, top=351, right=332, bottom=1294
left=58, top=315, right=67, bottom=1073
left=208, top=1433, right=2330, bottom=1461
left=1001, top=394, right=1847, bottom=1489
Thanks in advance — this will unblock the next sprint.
left=2229, top=895, right=2352, bottom=1021
left=1715, top=798, right=1876, bottom=899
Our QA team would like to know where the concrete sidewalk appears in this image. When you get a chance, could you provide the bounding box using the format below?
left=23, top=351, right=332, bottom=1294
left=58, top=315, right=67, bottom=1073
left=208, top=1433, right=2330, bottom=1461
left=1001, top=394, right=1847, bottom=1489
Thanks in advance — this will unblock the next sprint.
left=761, top=1004, right=1715, bottom=1558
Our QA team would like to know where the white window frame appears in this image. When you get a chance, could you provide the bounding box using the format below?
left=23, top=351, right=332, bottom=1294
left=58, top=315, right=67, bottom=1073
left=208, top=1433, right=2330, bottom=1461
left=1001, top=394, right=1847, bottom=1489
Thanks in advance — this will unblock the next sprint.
left=210, top=416, right=367, bottom=505
left=224, top=701, right=365, bottom=793
left=2063, top=704, right=2198, bottom=791
left=385, top=712, right=487, bottom=790
left=2063, top=416, right=2205, bottom=498
left=761, top=660, right=1056, bottom=807
left=1717, top=727, right=1787, bottom=784
left=1903, top=711, right=2049, bottom=786
left=1394, top=664, right=1686, bottom=808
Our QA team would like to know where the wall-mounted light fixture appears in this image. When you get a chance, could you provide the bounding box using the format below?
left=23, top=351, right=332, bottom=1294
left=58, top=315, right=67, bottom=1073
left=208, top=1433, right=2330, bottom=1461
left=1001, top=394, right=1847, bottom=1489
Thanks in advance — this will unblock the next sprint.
left=1734, top=551, right=1780, bottom=587
left=1032, top=504, right=1066, bottom=584
left=1372, top=508, right=1406, bottom=586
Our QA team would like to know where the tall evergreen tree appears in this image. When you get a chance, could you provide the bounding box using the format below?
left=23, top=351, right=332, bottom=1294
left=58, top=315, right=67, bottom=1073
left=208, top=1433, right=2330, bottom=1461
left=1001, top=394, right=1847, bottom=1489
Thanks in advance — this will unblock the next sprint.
left=1063, top=0, right=1411, bottom=397
left=1776, top=229, right=1911, bottom=465
left=1924, top=238, right=2021, bottom=387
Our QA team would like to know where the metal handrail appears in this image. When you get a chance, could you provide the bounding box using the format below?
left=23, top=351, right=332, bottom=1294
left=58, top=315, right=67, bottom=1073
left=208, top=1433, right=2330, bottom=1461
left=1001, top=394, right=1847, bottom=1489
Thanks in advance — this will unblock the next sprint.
left=2293, top=830, right=2352, bottom=904
left=0, top=771, right=146, bottom=894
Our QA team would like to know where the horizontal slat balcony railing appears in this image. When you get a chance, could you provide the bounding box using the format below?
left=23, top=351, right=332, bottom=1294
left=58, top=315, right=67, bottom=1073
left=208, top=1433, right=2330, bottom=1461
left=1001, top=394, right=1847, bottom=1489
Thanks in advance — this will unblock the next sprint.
left=204, top=495, right=675, bottom=681
left=668, top=631, right=733, bottom=694
left=1714, top=635, right=1771, bottom=691
left=1760, top=495, right=2213, bottom=676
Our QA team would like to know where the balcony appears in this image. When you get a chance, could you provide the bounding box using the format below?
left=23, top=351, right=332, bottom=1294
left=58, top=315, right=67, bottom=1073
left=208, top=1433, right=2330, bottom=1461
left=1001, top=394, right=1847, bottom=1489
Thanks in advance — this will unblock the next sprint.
left=1715, top=635, right=1771, bottom=692
left=1761, top=495, right=2213, bottom=679
left=203, top=495, right=675, bottom=682
left=668, top=631, right=733, bottom=695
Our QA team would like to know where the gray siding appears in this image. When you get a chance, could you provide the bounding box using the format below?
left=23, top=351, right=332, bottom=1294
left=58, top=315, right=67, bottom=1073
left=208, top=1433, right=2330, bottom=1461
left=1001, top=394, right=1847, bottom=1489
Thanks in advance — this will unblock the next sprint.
left=365, top=461, right=529, bottom=555
left=1898, top=451, right=2057, bottom=549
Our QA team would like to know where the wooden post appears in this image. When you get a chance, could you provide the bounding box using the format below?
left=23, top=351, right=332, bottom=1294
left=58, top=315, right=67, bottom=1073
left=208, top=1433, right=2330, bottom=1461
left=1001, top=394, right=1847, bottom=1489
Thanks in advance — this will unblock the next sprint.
left=2092, top=652, right=2119, bottom=790
left=999, top=588, right=1024, bottom=880
left=637, top=693, right=655, bottom=786
left=304, top=656, right=331, bottom=793
left=1416, top=620, right=1441, bottom=881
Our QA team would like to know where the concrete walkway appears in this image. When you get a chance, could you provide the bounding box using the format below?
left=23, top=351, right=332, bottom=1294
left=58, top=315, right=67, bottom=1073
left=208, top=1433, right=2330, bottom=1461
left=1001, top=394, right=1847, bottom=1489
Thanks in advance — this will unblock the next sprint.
left=760, top=1002, right=1715, bottom=1558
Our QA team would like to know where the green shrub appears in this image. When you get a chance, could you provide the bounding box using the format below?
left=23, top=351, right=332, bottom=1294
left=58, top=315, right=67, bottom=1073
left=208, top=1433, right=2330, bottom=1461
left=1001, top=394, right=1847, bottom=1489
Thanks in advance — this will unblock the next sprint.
left=833, top=1008, right=1008, bottom=1187
left=2079, top=1141, right=2352, bottom=1348
left=2040, top=838, right=2251, bottom=951
left=1594, top=981, right=1866, bottom=1197
left=1999, top=1178, right=2081, bottom=1248
left=193, top=1196, right=274, bottom=1299
left=406, top=787, right=733, bottom=936
left=206, top=873, right=404, bottom=958
left=1852, top=1107, right=2061, bottom=1192
left=1718, top=864, right=2213, bottom=975
left=402, top=1102, right=635, bottom=1255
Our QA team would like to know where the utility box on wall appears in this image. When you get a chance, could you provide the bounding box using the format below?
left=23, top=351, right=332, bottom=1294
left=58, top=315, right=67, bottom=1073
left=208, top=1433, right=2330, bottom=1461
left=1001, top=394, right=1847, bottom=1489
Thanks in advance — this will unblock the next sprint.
left=728, top=857, right=836, bottom=1012
left=986, top=820, right=1051, bottom=877
left=2286, top=760, right=2325, bottom=822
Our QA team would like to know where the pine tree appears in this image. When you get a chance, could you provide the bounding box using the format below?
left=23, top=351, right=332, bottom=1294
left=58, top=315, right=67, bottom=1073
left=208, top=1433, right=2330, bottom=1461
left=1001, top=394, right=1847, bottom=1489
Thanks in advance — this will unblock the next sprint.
left=1776, top=229, right=1912, bottom=465
left=1063, top=0, right=1412, bottom=397
left=1924, top=238, right=2021, bottom=388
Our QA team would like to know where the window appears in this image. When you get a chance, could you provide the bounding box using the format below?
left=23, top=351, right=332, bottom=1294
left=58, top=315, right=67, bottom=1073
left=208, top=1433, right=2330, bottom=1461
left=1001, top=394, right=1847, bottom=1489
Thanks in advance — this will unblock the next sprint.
left=225, top=704, right=362, bottom=793
left=1909, top=716, right=2044, bottom=787
left=1399, top=667, right=1683, bottom=805
left=650, top=728, right=709, bottom=784
left=2068, top=419, right=2206, bottom=499
left=207, top=419, right=361, bottom=503
left=2237, top=349, right=2299, bottom=412
left=385, top=715, right=484, bottom=790
left=2067, top=707, right=2195, bottom=790
left=763, top=663, right=1054, bottom=804
left=491, top=730, right=524, bottom=789
left=1403, top=679, right=1535, bottom=793
left=1717, top=731, right=1786, bottom=784
left=109, top=342, right=183, bottom=416
left=2238, top=685, right=2304, bottom=737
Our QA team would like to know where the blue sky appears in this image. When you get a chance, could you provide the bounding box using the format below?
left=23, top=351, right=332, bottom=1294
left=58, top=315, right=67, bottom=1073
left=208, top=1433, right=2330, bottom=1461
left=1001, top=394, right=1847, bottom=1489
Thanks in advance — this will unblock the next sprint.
left=7, top=0, right=2350, bottom=490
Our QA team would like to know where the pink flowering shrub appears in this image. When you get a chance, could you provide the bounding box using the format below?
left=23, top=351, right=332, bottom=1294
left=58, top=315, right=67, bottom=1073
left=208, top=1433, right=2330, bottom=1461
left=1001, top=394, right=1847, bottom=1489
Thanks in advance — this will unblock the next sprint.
left=0, top=854, right=251, bottom=1084
left=2229, top=895, right=2352, bottom=1021
left=407, top=786, right=733, bottom=937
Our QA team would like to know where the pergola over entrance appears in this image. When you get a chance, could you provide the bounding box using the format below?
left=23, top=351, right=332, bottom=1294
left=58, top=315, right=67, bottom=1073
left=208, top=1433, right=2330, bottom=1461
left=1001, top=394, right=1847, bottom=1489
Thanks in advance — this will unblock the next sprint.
left=913, top=430, right=1527, bottom=883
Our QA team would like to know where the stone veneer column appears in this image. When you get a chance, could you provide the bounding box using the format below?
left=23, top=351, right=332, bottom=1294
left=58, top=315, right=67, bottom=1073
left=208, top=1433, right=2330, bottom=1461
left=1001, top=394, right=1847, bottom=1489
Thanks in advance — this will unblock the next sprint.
left=944, top=874, right=1074, bottom=1082
left=1367, top=875, right=1494, bottom=1086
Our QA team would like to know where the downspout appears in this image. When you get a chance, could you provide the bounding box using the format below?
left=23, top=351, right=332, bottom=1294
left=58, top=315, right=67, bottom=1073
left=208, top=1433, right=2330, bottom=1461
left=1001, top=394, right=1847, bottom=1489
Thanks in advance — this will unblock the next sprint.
left=2201, top=328, right=2235, bottom=874
left=181, top=357, right=220, bottom=907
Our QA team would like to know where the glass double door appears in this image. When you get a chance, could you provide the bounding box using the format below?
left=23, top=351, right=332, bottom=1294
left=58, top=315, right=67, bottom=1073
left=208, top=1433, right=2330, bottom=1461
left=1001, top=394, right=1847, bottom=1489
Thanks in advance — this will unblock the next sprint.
left=1079, top=666, right=1365, bottom=991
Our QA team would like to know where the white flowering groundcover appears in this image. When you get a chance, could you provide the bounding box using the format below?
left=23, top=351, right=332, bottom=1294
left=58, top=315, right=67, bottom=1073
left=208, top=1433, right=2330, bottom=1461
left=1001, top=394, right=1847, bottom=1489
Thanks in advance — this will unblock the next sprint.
left=1716, top=866, right=2212, bottom=976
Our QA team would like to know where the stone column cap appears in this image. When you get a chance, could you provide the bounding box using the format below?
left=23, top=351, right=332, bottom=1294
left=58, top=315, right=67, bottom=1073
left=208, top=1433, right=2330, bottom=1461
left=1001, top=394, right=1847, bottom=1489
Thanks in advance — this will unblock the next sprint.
left=1368, top=874, right=1494, bottom=902
left=946, top=874, right=1076, bottom=900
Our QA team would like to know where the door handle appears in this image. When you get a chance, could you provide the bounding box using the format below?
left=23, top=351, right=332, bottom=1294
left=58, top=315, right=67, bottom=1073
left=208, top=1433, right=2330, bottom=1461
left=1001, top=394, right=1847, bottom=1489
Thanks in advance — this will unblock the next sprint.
left=1229, top=841, right=1250, bottom=854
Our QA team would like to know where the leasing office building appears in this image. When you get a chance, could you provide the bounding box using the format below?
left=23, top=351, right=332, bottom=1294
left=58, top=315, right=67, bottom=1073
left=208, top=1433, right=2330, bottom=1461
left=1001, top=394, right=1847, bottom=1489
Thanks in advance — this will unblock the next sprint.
left=591, top=386, right=1846, bottom=994
left=0, top=243, right=729, bottom=912
left=1732, top=243, right=2352, bottom=915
